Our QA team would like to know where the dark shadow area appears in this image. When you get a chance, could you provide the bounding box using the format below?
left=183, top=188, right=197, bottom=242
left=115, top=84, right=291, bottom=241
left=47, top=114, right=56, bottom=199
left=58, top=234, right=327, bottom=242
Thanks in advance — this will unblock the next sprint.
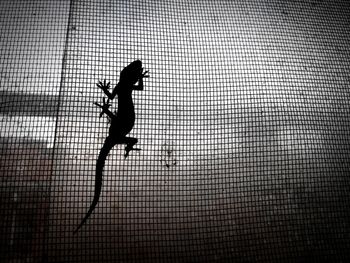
left=0, top=137, right=54, bottom=262
left=0, top=91, right=59, bottom=117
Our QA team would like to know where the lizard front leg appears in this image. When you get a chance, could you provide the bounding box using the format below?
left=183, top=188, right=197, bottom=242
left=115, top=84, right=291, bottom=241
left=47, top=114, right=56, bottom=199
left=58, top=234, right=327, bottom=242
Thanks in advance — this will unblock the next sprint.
left=94, top=98, right=114, bottom=119
left=96, top=79, right=116, bottom=100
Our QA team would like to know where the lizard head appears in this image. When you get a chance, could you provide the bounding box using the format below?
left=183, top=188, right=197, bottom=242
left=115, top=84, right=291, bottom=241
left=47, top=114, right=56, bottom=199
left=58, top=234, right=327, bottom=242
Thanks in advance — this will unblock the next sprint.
left=120, top=60, right=143, bottom=85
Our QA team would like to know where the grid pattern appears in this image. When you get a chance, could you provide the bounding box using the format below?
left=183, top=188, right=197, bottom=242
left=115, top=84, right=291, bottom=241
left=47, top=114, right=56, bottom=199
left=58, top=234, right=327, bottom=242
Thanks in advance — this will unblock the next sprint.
left=1, top=0, right=350, bottom=262
left=0, top=0, right=70, bottom=262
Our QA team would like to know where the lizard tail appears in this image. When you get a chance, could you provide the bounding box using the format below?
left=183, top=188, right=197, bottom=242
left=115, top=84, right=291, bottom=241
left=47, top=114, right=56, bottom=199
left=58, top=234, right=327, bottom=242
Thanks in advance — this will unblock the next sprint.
left=74, top=137, right=115, bottom=233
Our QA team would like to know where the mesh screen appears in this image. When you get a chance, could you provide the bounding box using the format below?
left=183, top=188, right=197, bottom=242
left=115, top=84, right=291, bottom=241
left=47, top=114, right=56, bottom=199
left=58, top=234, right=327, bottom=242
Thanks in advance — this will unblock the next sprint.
left=1, top=0, right=350, bottom=262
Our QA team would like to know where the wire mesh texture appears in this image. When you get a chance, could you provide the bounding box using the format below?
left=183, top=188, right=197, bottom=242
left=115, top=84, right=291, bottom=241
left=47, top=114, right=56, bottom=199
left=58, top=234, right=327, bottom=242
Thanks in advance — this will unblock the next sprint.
left=1, top=0, right=350, bottom=262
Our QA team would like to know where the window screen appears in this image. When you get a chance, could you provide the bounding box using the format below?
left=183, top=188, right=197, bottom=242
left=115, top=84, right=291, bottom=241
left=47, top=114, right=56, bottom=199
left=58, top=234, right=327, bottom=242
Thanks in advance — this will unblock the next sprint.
left=1, top=0, right=349, bottom=262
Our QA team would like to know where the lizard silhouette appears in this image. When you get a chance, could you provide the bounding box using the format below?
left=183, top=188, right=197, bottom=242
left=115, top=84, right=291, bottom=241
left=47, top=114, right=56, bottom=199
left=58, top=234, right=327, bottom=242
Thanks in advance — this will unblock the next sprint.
left=74, top=60, right=149, bottom=233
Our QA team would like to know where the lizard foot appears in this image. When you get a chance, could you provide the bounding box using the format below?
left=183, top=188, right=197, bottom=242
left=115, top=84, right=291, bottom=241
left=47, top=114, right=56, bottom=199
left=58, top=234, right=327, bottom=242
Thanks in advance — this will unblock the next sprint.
left=124, top=146, right=141, bottom=158
left=94, top=98, right=111, bottom=118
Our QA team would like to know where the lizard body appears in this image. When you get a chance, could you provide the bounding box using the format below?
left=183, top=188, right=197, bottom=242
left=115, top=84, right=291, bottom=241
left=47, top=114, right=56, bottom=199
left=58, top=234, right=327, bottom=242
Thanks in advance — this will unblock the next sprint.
left=74, top=60, right=148, bottom=233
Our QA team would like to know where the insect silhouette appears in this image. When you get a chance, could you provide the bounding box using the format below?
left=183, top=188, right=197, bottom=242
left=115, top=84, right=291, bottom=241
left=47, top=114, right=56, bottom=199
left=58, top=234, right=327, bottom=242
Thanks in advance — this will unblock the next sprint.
left=74, top=60, right=149, bottom=233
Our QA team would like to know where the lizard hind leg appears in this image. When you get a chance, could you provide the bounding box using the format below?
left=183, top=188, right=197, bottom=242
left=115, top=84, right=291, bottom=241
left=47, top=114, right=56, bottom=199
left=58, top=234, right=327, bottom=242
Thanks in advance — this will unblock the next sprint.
left=124, top=137, right=140, bottom=158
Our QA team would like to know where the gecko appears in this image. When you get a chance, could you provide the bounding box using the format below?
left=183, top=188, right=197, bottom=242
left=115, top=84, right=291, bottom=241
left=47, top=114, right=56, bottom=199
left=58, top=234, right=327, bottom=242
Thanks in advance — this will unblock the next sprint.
left=74, top=60, right=149, bottom=233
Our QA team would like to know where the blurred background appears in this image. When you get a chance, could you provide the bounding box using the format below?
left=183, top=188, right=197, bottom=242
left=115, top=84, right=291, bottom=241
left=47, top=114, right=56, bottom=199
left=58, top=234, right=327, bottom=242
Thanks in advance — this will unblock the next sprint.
left=0, top=0, right=349, bottom=262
